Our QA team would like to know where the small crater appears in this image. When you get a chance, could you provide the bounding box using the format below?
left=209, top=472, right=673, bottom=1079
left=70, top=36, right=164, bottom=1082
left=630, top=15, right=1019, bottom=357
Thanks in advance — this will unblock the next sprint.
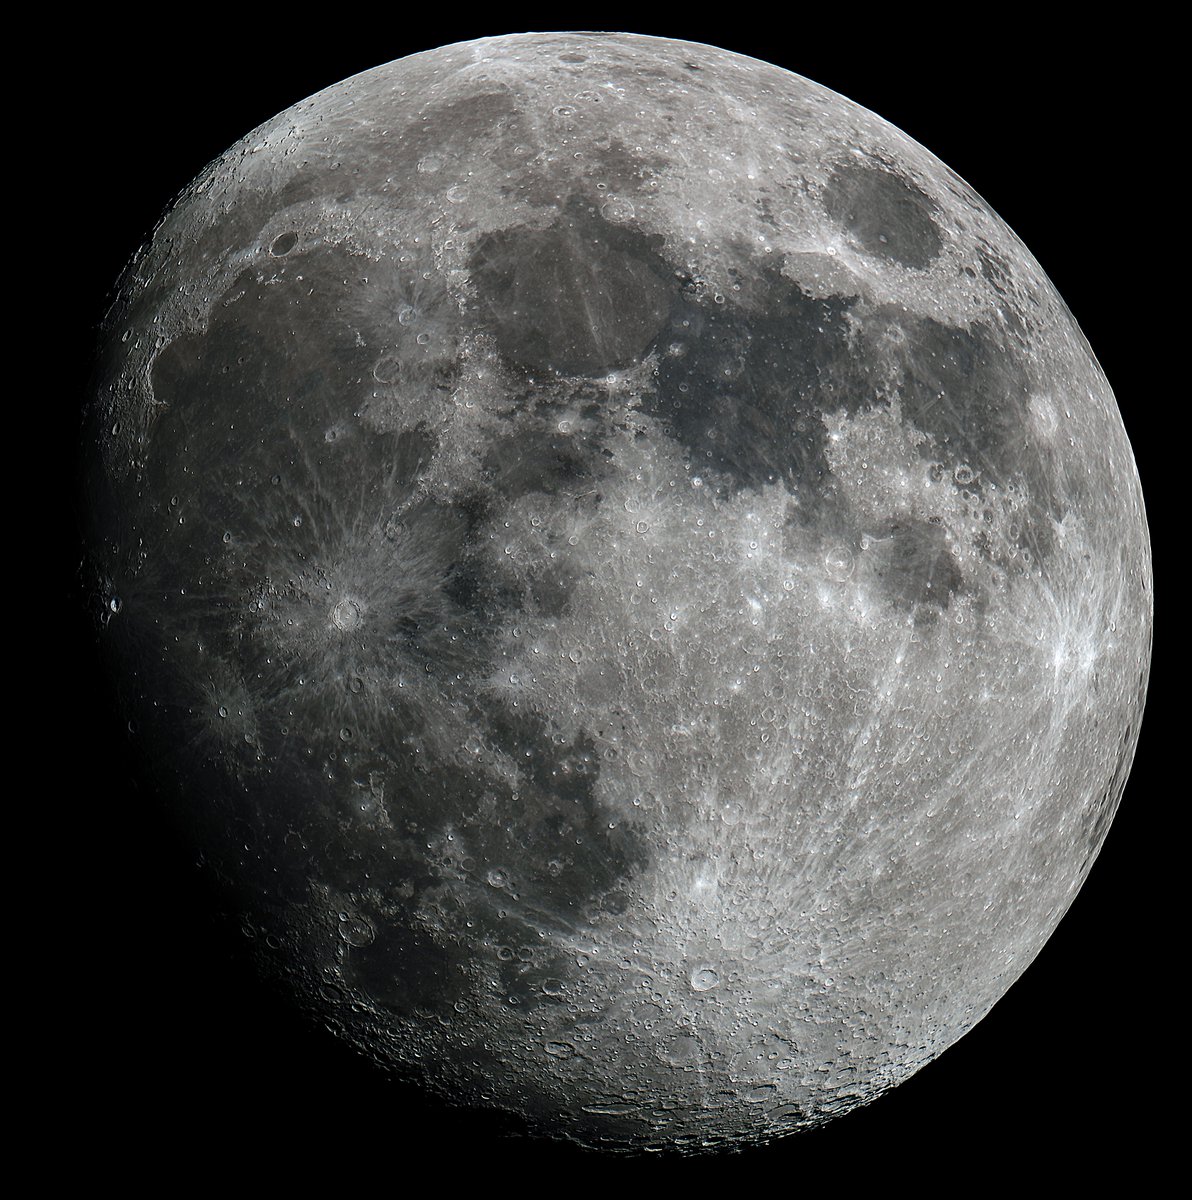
left=338, top=915, right=375, bottom=947
left=331, top=597, right=363, bottom=632
left=823, top=543, right=855, bottom=582
left=689, top=966, right=720, bottom=992
left=270, top=231, right=299, bottom=257
left=372, top=352, right=402, bottom=384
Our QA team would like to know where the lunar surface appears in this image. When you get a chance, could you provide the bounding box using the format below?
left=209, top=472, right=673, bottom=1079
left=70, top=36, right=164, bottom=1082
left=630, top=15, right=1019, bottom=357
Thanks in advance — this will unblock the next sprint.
left=83, top=33, right=1151, bottom=1151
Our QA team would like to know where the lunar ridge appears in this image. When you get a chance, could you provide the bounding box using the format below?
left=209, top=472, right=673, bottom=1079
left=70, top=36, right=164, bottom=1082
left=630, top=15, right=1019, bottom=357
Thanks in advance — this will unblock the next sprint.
left=84, top=33, right=1151, bottom=1152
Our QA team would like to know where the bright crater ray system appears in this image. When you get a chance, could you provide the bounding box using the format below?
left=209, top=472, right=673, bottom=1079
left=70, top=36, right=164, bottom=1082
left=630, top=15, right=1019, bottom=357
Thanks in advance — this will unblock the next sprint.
left=84, top=33, right=1151, bottom=1151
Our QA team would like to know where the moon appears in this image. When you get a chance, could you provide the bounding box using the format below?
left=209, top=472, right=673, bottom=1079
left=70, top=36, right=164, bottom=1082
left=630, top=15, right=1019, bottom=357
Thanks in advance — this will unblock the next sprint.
left=82, top=32, right=1152, bottom=1152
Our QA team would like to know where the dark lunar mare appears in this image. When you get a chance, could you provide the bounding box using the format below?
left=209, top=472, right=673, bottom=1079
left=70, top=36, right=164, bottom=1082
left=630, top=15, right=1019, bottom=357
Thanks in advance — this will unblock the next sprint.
left=821, top=158, right=944, bottom=270
left=467, top=194, right=1062, bottom=616
left=86, top=234, right=649, bottom=1045
left=469, top=194, right=676, bottom=378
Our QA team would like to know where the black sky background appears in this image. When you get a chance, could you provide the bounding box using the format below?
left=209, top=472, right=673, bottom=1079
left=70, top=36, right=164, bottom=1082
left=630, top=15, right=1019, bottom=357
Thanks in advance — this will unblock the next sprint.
left=61, top=15, right=1169, bottom=1181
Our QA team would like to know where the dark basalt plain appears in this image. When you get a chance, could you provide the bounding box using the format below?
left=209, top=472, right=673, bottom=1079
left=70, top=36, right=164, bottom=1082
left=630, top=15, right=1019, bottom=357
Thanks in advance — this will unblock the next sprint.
left=82, top=33, right=1151, bottom=1153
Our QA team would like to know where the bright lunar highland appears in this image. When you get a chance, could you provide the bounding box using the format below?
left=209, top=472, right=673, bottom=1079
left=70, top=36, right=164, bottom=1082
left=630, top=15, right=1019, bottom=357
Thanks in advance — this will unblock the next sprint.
left=83, top=33, right=1152, bottom=1151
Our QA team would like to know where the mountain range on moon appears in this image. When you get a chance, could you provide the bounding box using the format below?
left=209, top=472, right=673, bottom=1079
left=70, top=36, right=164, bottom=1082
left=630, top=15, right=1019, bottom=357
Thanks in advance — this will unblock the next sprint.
left=79, top=32, right=1152, bottom=1154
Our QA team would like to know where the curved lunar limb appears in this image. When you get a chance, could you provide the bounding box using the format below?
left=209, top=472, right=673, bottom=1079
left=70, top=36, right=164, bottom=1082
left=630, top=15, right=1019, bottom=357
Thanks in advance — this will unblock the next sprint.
left=83, top=33, right=1151, bottom=1152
